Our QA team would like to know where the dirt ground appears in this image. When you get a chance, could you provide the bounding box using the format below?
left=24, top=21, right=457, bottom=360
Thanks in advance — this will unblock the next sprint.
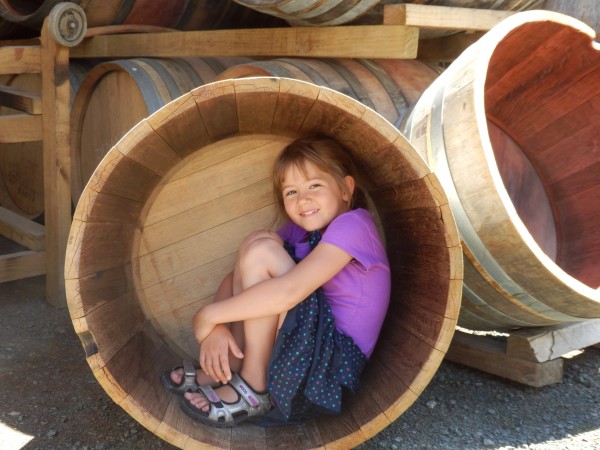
left=1, top=275, right=599, bottom=450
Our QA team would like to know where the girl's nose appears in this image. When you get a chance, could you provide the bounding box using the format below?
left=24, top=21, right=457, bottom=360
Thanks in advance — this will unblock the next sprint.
left=298, top=190, right=310, bottom=202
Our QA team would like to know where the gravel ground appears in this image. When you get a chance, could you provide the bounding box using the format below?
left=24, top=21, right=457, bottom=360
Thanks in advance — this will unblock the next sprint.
left=1, top=276, right=598, bottom=450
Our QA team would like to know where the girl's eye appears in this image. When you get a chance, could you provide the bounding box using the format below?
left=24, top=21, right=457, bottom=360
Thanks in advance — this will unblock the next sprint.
left=284, top=190, right=296, bottom=197
left=309, top=184, right=321, bottom=189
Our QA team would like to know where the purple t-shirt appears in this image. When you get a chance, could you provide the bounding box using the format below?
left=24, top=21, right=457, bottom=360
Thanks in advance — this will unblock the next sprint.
left=278, top=208, right=391, bottom=357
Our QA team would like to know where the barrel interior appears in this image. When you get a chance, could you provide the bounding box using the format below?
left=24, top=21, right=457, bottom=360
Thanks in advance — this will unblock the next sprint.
left=66, top=78, right=461, bottom=448
left=484, top=20, right=600, bottom=288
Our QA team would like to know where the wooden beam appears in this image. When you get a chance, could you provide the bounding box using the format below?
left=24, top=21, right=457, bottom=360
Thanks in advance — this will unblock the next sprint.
left=0, top=250, right=46, bottom=282
left=70, top=25, right=419, bottom=59
left=417, top=32, right=484, bottom=62
left=0, top=46, right=41, bottom=74
left=445, top=331, right=563, bottom=387
left=507, top=320, right=600, bottom=363
left=0, top=114, right=42, bottom=143
left=384, top=4, right=514, bottom=31
left=41, top=19, right=70, bottom=307
left=0, top=84, right=42, bottom=115
left=0, top=206, right=45, bottom=251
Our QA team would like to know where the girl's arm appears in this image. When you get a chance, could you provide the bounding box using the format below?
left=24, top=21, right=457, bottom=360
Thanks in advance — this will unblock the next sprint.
left=193, top=242, right=352, bottom=342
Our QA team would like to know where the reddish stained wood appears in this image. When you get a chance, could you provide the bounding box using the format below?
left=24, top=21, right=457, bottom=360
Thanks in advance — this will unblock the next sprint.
left=488, top=120, right=557, bottom=260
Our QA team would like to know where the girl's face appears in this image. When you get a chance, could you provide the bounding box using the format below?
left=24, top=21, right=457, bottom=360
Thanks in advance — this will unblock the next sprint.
left=281, top=160, right=354, bottom=232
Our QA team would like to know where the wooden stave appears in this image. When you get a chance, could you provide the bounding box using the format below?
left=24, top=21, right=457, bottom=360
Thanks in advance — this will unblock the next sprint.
left=401, top=11, right=600, bottom=330
left=69, top=56, right=252, bottom=204
left=232, top=0, right=542, bottom=27
left=218, top=57, right=440, bottom=127
left=65, top=77, right=462, bottom=448
left=0, top=0, right=284, bottom=30
left=541, top=0, right=600, bottom=35
left=0, top=61, right=93, bottom=219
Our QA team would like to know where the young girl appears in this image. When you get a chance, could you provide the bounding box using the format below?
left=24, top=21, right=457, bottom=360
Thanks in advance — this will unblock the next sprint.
left=161, top=136, right=391, bottom=427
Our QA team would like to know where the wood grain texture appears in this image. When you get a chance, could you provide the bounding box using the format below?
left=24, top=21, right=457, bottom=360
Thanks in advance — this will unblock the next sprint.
left=402, top=11, right=600, bottom=330
left=70, top=26, right=419, bottom=59
left=70, top=57, right=250, bottom=203
left=0, top=63, right=90, bottom=219
left=218, top=58, right=439, bottom=126
left=66, top=77, right=462, bottom=448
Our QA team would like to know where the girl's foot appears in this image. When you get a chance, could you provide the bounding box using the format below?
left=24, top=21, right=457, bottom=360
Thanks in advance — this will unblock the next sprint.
left=160, top=360, right=219, bottom=395
left=170, top=366, right=217, bottom=387
left=183, top=384, right=238, bottom=412
left=180, top=373, right=272, bottom=427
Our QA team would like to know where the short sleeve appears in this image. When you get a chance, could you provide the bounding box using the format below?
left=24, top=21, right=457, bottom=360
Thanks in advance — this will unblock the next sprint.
left=320, top=209, right=386, bottom=271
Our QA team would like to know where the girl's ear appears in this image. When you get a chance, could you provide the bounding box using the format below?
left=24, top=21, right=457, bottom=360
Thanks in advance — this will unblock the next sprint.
left=342, top=175, right=355, bottom=202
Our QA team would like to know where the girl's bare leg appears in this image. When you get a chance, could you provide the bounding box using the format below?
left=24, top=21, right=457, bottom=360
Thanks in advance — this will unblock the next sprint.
left=185, top=231, right=295, bottom=409
left=170, top=272, right=244, bottom=386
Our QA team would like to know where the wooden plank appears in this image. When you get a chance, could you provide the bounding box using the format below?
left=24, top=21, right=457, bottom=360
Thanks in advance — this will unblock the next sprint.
left=70, top=26, right=419, bottom=59
left=0, top=46, right=41, bottom=74
left=384, top=4, right=514, bottom=31
left=507, top=319, right=600, bottom=363
left=416, top=32, right=484, bottom=62
left=0, top=114, right=42, bottom=142
left=0, top=84, right=41, bottom=114
left=0, top=249, right=45, bottom=282
left=445, top=332, right=564, bottom=387
left=40, top=20, right=71, bottom=307
left=0, top=206, right=45, bottom=251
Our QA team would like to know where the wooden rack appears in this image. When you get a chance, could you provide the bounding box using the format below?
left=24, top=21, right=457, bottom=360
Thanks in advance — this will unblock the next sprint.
left=446, top=320, right=600, bottom=387
left=0, top=3, right=518, bottom=307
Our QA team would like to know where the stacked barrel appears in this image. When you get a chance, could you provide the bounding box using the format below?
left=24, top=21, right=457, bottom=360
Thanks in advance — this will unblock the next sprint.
left=0, top=1, right=597, bottom=449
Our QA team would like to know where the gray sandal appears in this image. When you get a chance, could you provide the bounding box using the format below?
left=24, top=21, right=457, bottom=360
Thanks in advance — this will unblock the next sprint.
left=180, top=373, right=272, bottom=427
left=160, top=360, right=201, bottom=394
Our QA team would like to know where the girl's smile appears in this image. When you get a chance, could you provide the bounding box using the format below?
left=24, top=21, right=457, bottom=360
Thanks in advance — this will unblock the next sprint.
left=281, top=160, right=354, bottom=232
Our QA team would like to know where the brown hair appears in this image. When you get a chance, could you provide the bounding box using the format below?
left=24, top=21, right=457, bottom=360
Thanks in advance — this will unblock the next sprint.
left=272, top=136, right=367, bottom=220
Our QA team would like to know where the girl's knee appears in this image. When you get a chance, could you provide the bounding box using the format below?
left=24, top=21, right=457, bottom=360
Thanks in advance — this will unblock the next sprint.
left=237, top=230, right=291, bottom=273
left=239, top=230, right=282, bottom=256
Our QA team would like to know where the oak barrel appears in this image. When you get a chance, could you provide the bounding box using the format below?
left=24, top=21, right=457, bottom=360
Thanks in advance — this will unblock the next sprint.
left=218, top=58, right=441, bottom=127
left=401, top=11, right=600, bottom=330
left=65, top=77, right=462, bottom=449
left=232, top=0, right=542, bottom=27
left=541, top=0, right=600, bottom=34
left=0, top=62, right=92, bottom=219
left=70, top=57, right=251, bottom=203
left=0, top=0, right=282, bottom=30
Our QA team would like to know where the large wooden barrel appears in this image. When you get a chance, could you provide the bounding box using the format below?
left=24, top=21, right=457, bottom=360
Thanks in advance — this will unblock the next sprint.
left=0, top=62, right=92, bottom=219
left=65, top=77, right=462, bottom=449
left=70, top=57, right=252, bottom=203
left=232, top=0, right=542, bottom=27
left=401, top=11, right=600, bottom=330
left=218, top=58, right=441, bottom=127
left=0, top=0, right=282, bottom=31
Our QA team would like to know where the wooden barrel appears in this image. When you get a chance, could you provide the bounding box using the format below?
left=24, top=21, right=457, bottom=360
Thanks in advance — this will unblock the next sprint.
left=541, top=0, right=600, bottom=34
left=232, top=0, right=542, bottom=27
left=0, top=0, right=282, bottom=31
left=401, top=11, right=600, bottom=330
left=65, top=77, right=462, bottom=449
left=70, top=57, right=252, bottom=203
left=218, top=58, right=441, bottom=127
left=0, top=61, right=92, bottom=219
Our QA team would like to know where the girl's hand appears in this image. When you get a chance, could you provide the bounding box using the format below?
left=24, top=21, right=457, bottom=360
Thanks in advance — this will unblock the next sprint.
left=199, top=324, right=244, bottom=384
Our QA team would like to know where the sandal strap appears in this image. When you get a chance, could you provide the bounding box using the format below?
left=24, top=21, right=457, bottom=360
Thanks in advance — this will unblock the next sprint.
left=229, top=373, right=262, bottom=408
left=178, top=360, right=199, bottom=390
left=198, top=384, right=223, bottom=405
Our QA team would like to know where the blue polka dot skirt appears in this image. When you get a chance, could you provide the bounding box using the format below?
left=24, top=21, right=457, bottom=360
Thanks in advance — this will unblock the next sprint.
left=259, top=231, right=368, bottom=426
